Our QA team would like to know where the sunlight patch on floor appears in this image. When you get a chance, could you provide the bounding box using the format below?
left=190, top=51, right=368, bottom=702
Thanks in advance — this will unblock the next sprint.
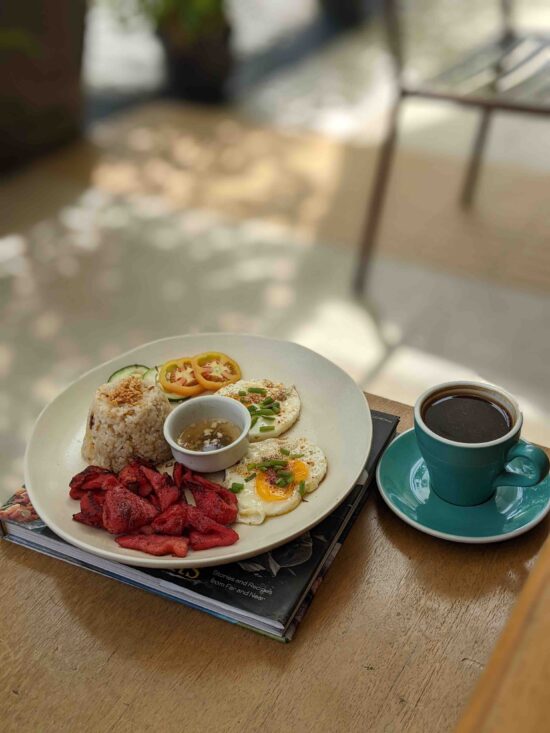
left=288, top=298, right=387, bottom=383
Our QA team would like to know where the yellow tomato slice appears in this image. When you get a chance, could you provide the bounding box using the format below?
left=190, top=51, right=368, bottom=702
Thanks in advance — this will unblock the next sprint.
left=191, top=352, right=241, bottom=391
left=159, top=358, right=205, bottom=397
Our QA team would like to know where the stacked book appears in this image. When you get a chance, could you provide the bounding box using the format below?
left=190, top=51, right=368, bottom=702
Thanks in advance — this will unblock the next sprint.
left=0, top=411, right=398, bottom=641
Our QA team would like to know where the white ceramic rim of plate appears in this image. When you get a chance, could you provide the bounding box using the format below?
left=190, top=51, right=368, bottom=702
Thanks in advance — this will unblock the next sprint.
left=24, top=333, right=372, bottom=567
left=376, top=429, right=550, bottom=544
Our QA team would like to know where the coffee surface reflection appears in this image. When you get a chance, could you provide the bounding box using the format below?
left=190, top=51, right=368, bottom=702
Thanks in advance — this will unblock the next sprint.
left=422, top=394, right=511, bottom=443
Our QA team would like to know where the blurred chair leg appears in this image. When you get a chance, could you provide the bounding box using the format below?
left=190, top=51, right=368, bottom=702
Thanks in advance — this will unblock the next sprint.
left=354, top=98, right=402, bottom=294
left=461, top=108, right=493, bottom=208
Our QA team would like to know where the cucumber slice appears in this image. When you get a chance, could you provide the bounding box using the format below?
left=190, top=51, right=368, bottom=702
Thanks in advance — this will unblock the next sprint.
left=107, top=364, right=149, bottom=383
left=161, top=383, right=187, bottom=403
left=141, top=367, right=158, bottom=386
left=166, top=393, right=187, bottom=403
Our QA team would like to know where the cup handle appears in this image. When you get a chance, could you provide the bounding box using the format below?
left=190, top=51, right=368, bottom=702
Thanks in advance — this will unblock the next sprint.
left=493, top=442, right=550, bottom=488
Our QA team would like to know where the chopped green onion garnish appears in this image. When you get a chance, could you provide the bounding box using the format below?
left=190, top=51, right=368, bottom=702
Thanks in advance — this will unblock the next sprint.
left=238, top=390, right=247, bottom=396
left=260, top=415, right=275, bottom=421
left=276, top=478, right=290, bottom=487
left=245, top=473, right=256, bottom=482
left=256, top=408, right=275, bottom=416
left=247, top=463, right=258, bottom=470
left=290, top=453, right=304, bottom=459
left=250, top=416, right=259, bottom=427
left=248, top=387, right=267, bottom=394
left=230, top=483, right=244, bottom=493
left=261, top=397, right=274, bottom=406
left=299, top=480, right=306, bottom=497
left=280, top=447, right=291, bottom=456
left=259, top=426, right=275, bottom=432
left=257, top=459, right=287, bottom=469
left=248, top=405, right=258, bottom=413
left=276, top=471, right=293, bottom=479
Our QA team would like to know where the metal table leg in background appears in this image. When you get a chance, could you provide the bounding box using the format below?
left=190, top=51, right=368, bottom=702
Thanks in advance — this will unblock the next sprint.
left=354, top=96, right=403, bottom=293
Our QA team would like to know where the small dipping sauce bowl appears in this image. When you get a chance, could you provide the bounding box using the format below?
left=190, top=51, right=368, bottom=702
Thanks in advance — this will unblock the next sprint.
left=164, top=395, right=251, bottom=472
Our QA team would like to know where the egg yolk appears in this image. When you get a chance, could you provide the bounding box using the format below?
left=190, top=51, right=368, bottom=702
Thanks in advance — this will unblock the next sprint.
left=256, top=460, right=309, bottom=502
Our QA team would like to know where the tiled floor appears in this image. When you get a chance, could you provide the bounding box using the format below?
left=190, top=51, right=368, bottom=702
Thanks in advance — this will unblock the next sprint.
left=2, top=2, right=550, bottom=496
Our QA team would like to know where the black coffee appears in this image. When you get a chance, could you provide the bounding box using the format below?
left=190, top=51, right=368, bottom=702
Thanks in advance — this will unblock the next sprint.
left=422, top=394, right=512, bottom=443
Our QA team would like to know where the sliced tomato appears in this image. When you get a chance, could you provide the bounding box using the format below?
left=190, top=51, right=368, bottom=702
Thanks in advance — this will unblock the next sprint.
left=159, top=357, right=205, bottom=397
left=191, top=352, right=241, bottom=391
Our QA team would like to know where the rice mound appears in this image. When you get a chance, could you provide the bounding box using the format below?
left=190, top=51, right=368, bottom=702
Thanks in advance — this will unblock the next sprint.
left=82, top=376, right=172, bottom=472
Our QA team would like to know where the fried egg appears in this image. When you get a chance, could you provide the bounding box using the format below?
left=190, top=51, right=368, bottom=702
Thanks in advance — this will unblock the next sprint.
left=224, top=437, right=327, bottom=525
left=217, top=379, right=300, bottom=442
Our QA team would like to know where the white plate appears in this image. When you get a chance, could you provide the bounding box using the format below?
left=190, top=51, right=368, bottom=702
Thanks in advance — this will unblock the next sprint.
left=25, top=334, right=372, bottom=568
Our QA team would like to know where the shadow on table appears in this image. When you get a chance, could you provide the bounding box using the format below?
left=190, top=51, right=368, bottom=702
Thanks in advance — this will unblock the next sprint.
left=373, top=490, right=549, bottom=601
left=2, top=539, right=296, bottom=671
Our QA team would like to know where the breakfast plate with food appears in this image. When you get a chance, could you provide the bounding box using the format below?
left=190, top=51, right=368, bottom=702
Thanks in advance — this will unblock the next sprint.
left=24, top=334, right=372, bottom=567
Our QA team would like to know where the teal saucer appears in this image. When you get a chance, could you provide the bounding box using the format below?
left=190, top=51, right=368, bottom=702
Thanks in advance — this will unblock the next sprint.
left=376, top=429, right=550, bottom=543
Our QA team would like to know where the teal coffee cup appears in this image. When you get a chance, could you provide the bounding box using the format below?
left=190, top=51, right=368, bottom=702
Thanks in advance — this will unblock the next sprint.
left=414, top=381, right=549, bottom=506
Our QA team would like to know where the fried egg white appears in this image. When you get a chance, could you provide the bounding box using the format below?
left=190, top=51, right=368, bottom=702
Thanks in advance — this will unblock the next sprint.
left=224, top=437, right=327, bottom=525
left=217, top=379, right=300, bottom=442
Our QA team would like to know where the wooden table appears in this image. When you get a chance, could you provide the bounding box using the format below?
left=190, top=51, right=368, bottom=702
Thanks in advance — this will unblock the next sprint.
left=1, top=395, right=548, bottom=733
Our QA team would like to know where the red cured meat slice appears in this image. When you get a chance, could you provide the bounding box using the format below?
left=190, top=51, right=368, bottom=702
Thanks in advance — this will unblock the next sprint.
left=85, top=490, right=106, bottom=506
left=183, top=470, right=238, bottom=508
left=151, top=503, right=188, bottom=535
left=140, top=466, right=180, bottom=511
left=69, top=486, right=86, bottom=501
left=69, top=467, right=119, bottom=499
left=118, top=462, right=153, bottom=496
left=138, top=465, right=164, bottom=492
left=69, top=475, right=119, bottom=499
left=172, top=461, right=185, bottom=491
left=189, top=527, right=239, bottom=551
left=102, top=485, right=159, bottom=534
left=77, top=490, right=106, bottom=527
left=186, top=505, right=218, bottom=533
left=116, top=534, right=189, bottom=557
left=131, top=524, right=156, bottom=535
left=69, top=465, right=111, bottom=492
left=73, top=511, right=103, bottom=529
left=179, top=469, right=237, bottom=525
left=80, top=473, right=120, bottom=492
left=186, top=506, right=239, bottom=551
left=190, top=487, right=237, bottom=526
left=118, top=463, right=140, bottom=491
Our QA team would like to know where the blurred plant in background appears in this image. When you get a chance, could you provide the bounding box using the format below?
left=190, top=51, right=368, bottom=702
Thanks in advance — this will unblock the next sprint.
left=0, top=28, right=39, bottom=56
left=107, top=0, right=233, bottom=101
left=112, top=0, right=226, bottom=37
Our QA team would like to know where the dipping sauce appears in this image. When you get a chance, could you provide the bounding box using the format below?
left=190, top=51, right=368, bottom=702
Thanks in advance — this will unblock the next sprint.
left=177, top=418, right=241, bottom=452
